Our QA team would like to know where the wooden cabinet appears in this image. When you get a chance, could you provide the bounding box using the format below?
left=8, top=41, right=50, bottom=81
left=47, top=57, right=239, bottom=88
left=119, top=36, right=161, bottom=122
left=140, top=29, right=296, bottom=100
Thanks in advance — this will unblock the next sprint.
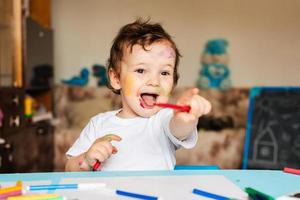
left=0, top=0, right=54, bottom=173
left=0, top=87, right=54, bottom=172
left=5, top=122, right=54, bottom=172
left=0, top=87, right=25, bottom=135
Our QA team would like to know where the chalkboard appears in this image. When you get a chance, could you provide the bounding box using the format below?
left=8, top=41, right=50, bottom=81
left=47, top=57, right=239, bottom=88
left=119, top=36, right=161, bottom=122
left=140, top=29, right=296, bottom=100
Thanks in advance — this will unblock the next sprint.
left=243, top=87, right=300, bottom=169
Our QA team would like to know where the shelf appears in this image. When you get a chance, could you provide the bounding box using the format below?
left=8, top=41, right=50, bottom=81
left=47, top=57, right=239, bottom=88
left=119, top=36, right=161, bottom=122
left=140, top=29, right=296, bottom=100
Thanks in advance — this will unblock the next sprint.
left=25, top=86, right=52, bottom=93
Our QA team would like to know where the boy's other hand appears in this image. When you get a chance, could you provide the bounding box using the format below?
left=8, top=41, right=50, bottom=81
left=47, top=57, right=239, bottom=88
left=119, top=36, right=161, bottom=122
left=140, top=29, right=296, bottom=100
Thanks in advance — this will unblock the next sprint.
left=84, top=134, right=122, bottom=169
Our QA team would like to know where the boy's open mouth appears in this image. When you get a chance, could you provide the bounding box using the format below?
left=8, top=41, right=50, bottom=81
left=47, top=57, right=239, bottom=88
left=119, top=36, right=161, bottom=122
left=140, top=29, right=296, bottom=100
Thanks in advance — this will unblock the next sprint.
left=140, top=93, right=158, bottom=108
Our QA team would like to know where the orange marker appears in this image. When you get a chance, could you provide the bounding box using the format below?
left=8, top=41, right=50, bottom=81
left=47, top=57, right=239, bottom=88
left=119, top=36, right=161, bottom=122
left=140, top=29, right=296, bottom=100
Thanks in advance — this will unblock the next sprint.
left=0, top=181, right=22, bottom=195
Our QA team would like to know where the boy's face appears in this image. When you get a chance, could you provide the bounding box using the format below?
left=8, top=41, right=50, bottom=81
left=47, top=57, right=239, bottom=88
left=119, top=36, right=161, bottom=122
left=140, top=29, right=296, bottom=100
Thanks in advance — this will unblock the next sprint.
left=110, top=41, right=176, bottom=118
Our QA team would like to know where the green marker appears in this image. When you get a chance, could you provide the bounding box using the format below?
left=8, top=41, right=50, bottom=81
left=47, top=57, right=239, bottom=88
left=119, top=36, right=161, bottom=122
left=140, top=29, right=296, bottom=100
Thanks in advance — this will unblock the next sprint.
left=245, top=187, right=275, bottom=200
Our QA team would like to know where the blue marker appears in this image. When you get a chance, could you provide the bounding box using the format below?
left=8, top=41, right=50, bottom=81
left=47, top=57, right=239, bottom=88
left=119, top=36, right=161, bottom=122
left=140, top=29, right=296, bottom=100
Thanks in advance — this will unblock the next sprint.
left=116, top=189, right=158, bottom=200
left=27, top=183, right=106, bottom=191
left=193, top=188, right=230, bottom=200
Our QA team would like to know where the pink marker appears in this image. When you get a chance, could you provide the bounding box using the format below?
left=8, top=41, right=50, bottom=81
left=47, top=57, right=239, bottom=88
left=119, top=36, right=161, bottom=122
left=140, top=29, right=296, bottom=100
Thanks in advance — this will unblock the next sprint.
left=155, top=102, right=191, bottom=112
left=0, top=189, right=22, bottom=199
left=283, top=167, right=300, bottom=175
left=93, top=160, right=101, bottom=171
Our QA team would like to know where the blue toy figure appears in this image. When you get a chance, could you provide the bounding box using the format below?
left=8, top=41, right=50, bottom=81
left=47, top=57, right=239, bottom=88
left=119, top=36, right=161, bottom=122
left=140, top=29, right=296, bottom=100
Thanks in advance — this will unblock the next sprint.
left=62, top=68, right=89, bottom=86
left=197, top=39, right=231, bottom=90
left=92, top=64, right=108, bottom=86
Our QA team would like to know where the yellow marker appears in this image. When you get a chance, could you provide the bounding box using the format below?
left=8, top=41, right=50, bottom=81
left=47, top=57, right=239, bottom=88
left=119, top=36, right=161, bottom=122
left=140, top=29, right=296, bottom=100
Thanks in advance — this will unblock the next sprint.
left=24, top=95, right=34, bottom=118
left=7, top=194, right=61, bottom=200
left=0, top=181, right=22, bottom=195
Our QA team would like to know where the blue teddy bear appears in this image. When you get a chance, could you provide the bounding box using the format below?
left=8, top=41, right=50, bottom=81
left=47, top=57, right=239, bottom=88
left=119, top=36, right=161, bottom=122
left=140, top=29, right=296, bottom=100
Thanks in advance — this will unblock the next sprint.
left=197, top=39, right=231, bottom=90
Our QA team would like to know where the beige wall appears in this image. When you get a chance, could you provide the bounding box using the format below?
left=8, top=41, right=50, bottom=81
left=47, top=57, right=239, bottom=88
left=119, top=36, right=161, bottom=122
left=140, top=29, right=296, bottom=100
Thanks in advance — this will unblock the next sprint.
left=52, top=0, right=300, bottom=87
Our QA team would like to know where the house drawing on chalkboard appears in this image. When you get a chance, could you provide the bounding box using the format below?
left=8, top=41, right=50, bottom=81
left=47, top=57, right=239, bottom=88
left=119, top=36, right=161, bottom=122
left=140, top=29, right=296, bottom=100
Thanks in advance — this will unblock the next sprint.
left=253, top=121, right=278, bottom=164
left=244, top=87, right=300, bottom=169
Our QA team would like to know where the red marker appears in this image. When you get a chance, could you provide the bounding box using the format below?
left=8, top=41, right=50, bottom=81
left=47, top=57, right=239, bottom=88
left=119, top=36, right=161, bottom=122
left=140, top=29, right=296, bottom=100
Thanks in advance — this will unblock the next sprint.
left=283, top=167, right=300, bottom=175
left=155, top=103, right=191, bottom=112
left=93, top=160, right=101, bottom=171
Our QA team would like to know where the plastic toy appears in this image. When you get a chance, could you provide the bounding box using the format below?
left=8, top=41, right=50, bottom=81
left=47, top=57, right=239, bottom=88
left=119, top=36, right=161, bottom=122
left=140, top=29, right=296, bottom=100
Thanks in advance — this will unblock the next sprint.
left=62, top=68, right=89, bottom=86
left=24, top=95, right=34, bottom=120
left=92, top=64, right=108, bottom=86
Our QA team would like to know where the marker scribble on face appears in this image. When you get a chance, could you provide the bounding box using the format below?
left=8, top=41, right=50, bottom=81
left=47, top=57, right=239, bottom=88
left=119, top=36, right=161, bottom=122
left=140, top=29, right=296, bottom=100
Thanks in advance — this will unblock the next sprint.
left=123, top=74, right=134, bottom=96
left=157, top=47, right=175, bottom=59
left=156, top=86, right=172, bottom=97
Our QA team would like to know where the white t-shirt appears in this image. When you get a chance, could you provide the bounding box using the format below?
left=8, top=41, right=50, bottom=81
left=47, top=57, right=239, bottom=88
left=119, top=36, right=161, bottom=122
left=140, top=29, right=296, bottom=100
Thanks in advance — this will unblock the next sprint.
left=66, top=108, right=198, bottom=171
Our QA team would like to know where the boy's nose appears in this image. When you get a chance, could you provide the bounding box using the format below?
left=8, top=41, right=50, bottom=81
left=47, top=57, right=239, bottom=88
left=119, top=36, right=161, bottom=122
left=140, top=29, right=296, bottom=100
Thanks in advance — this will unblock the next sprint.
left=146, top=73, right=160, bottom=86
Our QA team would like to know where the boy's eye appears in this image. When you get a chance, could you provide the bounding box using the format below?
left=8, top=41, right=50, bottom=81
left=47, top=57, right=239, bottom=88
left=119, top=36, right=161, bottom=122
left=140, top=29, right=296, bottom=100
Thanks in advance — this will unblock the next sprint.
left=135, top=69, right=145, bottom=73
left=161, top=71, right=170, bottom=76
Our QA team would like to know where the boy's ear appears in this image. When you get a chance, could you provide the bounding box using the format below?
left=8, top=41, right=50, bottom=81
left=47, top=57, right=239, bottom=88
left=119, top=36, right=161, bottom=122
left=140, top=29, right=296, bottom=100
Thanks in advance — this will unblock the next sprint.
left=108, top=69, right=121, bottom=90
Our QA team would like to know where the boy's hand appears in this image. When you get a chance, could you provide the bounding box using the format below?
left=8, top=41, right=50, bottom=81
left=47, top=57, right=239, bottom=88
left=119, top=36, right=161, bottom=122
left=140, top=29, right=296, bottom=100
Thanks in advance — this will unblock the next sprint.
left=176, top=87, right=211, bottom=119
left=81, top=134, right=121, bottom=170
left=170, top=88, right=211, bottom=140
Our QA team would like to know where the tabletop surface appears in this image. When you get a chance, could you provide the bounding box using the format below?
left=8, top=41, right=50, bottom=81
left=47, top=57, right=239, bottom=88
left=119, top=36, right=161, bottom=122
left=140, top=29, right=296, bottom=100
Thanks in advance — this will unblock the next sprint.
left=1, top=170, right=299, bottom=199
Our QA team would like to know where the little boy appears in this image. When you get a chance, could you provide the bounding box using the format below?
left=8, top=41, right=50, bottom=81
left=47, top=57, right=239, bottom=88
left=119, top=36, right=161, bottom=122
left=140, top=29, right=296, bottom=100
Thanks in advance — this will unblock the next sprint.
left=65, top=19, right=211, bottom=171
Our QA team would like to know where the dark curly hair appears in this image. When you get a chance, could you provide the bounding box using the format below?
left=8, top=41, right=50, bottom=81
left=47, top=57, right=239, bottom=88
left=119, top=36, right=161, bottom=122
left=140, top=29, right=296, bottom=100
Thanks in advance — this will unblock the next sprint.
left=107, top=18, right=181, bottom=94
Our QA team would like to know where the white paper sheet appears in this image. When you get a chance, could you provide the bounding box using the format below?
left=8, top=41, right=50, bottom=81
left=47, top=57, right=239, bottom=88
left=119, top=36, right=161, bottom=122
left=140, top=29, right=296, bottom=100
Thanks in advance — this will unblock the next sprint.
left=52, top=175, right=248, bottom=200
